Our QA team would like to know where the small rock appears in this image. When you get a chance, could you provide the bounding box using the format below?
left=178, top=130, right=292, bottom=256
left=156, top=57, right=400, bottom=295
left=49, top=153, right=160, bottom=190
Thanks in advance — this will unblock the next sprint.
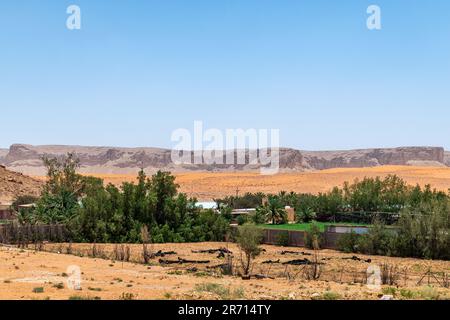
left=311, top=293, right=321, bottom=299
left=380, top=295, right=394, bottom=300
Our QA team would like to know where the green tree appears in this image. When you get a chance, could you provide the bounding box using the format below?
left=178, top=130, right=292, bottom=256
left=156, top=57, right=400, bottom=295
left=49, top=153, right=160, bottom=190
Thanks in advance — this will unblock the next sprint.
left=236, top=225, right=264, bottom=275
left=258, top=196, right=286, bottom=225
left=150, top=171, right=179, bottom=225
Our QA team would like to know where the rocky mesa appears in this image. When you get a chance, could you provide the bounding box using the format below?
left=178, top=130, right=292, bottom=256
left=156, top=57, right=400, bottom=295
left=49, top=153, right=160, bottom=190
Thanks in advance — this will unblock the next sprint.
left=0, top=144, right=447, bottom=176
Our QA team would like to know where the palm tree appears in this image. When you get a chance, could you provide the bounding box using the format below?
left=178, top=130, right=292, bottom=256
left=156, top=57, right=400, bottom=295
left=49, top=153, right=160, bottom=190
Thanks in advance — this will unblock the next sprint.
left=259, top=196, right=287, bottom=225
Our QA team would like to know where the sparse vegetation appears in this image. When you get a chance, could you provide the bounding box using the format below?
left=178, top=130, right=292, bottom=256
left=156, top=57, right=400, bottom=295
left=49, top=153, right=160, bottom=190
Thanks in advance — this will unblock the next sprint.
left=69, top=295, right=101, bottom=300
left=195, top=283, right=245, bottom=300
left=53, top=282, right=64, bottom=289
left=382, top=287, right=397, bottom=296
left=399, top=289, right=416, bottom=299
left=419, top=286, right=440, bottom=300
left=32, top=287, right=44, bottom=294
left=119, top=293, right=136, bottom=300
left=320, top=291, right=341, bottom=300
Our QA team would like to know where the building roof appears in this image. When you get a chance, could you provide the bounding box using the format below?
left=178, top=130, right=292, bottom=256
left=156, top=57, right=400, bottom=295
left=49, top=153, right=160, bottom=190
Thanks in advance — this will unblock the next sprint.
left=196, top=202, right=217, bottom=210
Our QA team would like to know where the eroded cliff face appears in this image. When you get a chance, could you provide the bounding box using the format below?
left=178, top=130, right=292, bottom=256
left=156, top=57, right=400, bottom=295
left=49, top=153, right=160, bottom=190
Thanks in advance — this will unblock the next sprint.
left=0, top=144, right=447, bottom=176
left=301, top=147, right=445, bottom=170
left=445, top=152, right=450, bottom=167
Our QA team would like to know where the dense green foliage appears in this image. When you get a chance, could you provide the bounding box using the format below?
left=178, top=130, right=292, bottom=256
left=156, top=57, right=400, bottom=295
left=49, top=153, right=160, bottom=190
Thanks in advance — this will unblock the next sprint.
left=337, top=206, right=450, bottom=260
left=216, top=193, right=265, bottom=210
left=219, top=175, right=449, bottom=259
left=218, top=175, right=450, bottom=225
left=20, top=154, right=229, bottom=243
left=256, top=196, right=287, bottom=225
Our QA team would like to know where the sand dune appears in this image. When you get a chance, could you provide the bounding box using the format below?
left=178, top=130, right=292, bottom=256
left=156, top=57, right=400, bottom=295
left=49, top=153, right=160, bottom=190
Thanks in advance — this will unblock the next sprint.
left=80, top=166, right=450, bottom=201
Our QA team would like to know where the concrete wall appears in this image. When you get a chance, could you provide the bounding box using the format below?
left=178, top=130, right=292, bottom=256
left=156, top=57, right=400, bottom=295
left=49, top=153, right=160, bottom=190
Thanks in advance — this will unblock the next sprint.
left=262, top=229, right=307, bottom=247
left=262, top=229, right=355, bottom=250
left=0, top=209, right=14, bottom=220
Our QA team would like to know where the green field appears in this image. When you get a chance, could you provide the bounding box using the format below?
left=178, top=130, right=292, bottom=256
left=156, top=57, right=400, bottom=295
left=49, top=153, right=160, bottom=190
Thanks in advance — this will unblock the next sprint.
left=258, top=222, right=370, bottom=232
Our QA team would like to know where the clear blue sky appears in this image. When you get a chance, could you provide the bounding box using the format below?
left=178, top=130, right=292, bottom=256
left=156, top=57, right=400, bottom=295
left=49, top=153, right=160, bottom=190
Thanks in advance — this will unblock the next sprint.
left=1, top=1, right=449, bottom=150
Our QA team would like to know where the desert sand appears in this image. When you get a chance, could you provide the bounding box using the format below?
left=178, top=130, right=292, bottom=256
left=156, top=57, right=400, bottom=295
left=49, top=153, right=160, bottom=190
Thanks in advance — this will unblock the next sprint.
left=81, top=166, right=450, bottom=200
left=0, top=242, right=448, bottom=300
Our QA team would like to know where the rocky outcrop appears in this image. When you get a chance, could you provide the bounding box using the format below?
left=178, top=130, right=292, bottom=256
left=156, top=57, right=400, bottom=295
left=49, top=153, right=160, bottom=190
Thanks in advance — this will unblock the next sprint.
left=445, top=152, right=450, bottom=167
left=302, top=147, right=446, bottom=170
left=0, top=144, right=447, bottom=176
left=0, top=165, right=43, bottom=203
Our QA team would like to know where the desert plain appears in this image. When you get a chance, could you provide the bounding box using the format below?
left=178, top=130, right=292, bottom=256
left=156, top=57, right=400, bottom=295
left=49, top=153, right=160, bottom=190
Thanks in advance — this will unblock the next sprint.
left=0, top=242, right=449, bottom=300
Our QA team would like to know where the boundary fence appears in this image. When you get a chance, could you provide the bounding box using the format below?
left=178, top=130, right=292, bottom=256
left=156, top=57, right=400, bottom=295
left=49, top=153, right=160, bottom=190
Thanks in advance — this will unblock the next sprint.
left=0, top=223, right=69, bottom=245
left=261, top=229, right=349, bottom=249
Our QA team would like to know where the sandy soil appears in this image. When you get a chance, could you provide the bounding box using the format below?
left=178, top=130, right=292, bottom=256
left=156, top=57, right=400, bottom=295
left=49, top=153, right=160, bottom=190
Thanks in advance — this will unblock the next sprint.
left=0, top=243, right=448, bottom=300
left=76, top=166, right=450, bottom=200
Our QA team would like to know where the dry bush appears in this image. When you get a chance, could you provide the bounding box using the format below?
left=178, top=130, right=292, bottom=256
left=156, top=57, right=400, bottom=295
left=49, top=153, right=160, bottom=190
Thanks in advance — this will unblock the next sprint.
left=380, top=262, right=400, bottom=285
left=114, top=244, right=131, bottom=262
left=304, top=238, right=322, bottom=280
left=141, top=226, right=154, bottom=264
left=442, top=273, right=449, bottom=288
left=34, top=241, right=44, bottom=252
left=66, top=243, right=73, bottom=255
left=222, top=251, right=234, bottom=276
left=91, top=243, right=107, bottom=259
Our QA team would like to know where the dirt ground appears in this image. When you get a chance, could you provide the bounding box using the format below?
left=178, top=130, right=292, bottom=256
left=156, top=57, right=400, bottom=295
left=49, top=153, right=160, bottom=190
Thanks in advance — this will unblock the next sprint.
left=0, top=242, right=448, bottom=300
left=81, top=166, right=450, bottom=201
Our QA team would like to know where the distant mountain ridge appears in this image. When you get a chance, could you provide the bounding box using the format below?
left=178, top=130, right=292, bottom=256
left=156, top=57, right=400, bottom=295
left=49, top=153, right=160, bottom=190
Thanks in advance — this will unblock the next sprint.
left=0, top=144, right=447, bottom=176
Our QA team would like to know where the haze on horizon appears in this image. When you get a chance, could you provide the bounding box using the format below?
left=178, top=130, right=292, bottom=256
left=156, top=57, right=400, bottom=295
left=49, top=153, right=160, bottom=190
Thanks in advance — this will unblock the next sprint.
left=1, top=1, right=449, bottom=150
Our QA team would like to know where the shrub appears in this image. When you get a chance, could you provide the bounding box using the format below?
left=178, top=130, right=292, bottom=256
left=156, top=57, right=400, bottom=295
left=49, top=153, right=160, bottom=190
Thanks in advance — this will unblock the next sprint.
left=311, top=291, right=341, bottom=300
left=419, top=286, right=440, bottom=300
left=305, top=222, right=323, bottom=249
left=195, top=283, right=245, bottom=300
left=69, top=295, right=101, bottom=300
left=53, top=283, right=64, bottom=289
left=32, top=287, right=44, bottom=293
left=337, top=231, right=359, bottom=253
left=120, top=293, right=137, bottom=300
left=393, top=201, right=450, bottom=260
left=400, top=289, right=416, bottom=299
left=320, top=291, right=341, bottom=300
left=236, top=215, right=248, bottom=226
left=356, top=220, right=392, bottom=256
left=382, top=287, right=397, bottom=296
